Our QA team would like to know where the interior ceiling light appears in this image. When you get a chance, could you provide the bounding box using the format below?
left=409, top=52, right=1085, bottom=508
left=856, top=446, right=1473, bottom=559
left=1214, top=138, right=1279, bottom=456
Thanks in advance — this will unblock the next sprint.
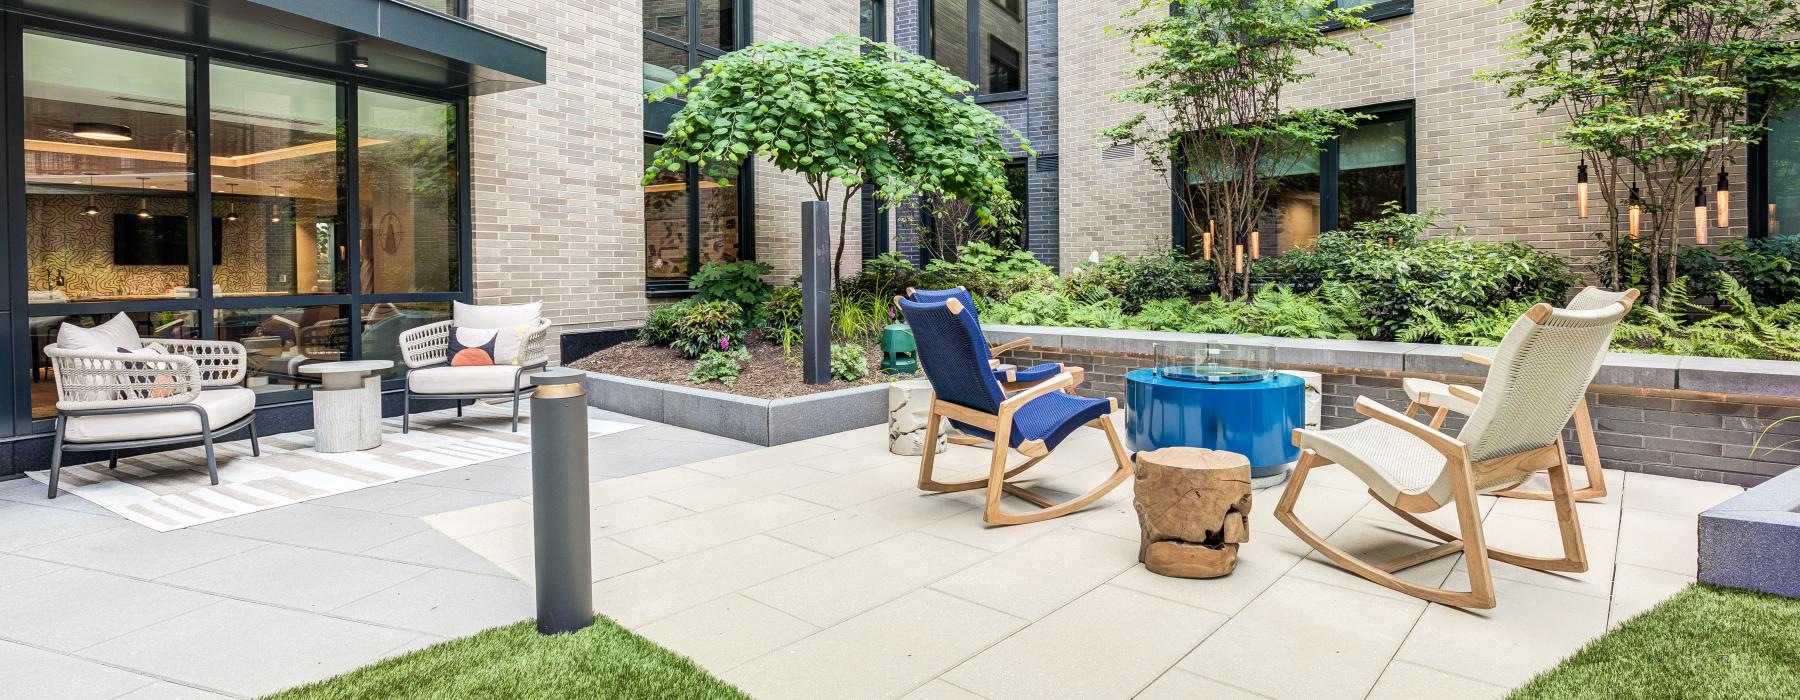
left=81, top=172, right=100, bottom=216
left=269, top=184, right=283, bottom=223
left=225, top=183, right=240, bottom=222
left=135, top=176, right=152, bottom=219
left=352, top=56, right=370, bottom=69
left=72, top=122, right=132, bottom=142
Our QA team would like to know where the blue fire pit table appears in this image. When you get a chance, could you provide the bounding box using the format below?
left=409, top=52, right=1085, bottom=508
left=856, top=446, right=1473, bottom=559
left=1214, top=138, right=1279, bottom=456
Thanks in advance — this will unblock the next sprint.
left=1125, top=367, right=1303, bottom=481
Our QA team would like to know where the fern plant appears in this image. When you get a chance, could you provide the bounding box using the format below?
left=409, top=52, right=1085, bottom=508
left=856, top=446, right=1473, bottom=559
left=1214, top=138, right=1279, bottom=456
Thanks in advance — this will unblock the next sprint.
left=687, top=348, right=749, bottom=387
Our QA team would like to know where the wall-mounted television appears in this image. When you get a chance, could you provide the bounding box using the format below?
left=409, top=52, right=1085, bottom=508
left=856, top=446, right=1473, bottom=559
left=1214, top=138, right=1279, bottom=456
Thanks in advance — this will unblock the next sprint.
left=113, top=215, right=224, bottom=266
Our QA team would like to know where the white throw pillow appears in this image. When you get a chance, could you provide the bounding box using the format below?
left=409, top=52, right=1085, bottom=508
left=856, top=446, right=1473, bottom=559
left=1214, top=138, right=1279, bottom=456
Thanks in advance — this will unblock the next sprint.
left=454, top=301, right=541, bottom=329
left=58, top=313, right=140, bottom=352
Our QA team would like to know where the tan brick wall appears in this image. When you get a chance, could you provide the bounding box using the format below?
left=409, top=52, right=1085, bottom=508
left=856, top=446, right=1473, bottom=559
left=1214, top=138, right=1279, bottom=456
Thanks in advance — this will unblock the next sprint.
left=1057, top=0, right=1753, bottom=273
left=752, top=2, right=864, bottom=282
left=467, top=0, right=649, bottom=361
left=1057, top=0, right=1171, bottom=271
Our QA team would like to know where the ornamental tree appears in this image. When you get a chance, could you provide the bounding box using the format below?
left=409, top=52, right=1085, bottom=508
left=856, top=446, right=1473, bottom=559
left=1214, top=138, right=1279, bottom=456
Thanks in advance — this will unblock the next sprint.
left=1105, top=0, right=1377, bottom=300
left=645, top=36, right=1026, bottom=281
left=1480, top=0, right=1800, bottom=307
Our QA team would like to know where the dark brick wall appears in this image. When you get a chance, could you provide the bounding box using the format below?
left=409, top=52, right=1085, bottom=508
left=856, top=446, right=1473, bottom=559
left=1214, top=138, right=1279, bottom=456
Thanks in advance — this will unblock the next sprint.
left=1000, top=346, right=1800, bottom=488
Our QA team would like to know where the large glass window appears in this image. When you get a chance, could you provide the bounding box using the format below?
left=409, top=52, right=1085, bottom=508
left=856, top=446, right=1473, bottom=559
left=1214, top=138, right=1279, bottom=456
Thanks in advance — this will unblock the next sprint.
left=1763, top=109, right=1800, bottom=238
left=27, top=311, right=199, bottom=419
left=359, top=89, right=459, bottom=294
left=216, top=305, right=349, bottom=392
left=643, top=0, right=737, bottom=97
left=928, top=0, right=1028, bottom=96
left=23, top=33, right=194, bottom=303
left=644, top=142, right=744, bottom=284
left=1183, top=104, right=1413, bottom=257
left=210, top=63, right=343, bottom=296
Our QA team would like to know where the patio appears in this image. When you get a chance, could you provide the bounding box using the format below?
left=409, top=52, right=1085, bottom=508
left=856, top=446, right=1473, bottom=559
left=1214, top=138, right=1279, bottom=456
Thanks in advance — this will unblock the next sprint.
left=0, top=409, right=1738, bottom=699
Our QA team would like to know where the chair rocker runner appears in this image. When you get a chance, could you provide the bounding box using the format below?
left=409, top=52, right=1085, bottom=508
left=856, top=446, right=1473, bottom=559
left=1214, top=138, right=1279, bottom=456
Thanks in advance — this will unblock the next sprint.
left=1400, top=287, right=1638, bottom=502
left=897, top=294, right=1131, bottom=525
left=904, top=287, right=1087, bottom=447
left=1277, top=295, right=1634, bottom=608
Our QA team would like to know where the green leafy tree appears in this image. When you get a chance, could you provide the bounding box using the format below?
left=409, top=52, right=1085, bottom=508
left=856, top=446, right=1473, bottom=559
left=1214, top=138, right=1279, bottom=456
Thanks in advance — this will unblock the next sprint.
left=1479, top=0, right=1800, bottom=307
left=645, top=36, right=1026, bottom=280
left=1105, top=0, right=1377, bottom=300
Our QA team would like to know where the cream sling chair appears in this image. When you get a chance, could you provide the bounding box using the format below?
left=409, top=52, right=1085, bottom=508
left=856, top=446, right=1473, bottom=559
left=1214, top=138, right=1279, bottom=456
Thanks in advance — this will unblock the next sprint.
left=1276, top=296, right=1634, bottom=608
left=1401, top=287, right=1639, bottom=502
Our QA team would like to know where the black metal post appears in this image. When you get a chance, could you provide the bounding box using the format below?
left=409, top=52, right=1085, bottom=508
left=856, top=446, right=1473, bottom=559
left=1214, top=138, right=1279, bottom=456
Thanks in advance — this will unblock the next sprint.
left=528, top=369, right=593, bottom=635
left=801, top=200, right=831, bottom=384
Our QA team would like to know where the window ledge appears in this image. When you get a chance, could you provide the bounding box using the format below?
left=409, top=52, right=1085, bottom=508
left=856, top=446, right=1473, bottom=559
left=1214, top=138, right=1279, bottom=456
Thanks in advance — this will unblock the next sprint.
left=1323, top=1, right=1413, bottom=33
left=975, top=91, right=1028, bottom=105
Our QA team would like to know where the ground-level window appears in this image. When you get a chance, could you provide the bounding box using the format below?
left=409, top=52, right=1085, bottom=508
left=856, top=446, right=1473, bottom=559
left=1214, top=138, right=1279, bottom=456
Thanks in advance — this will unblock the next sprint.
left=1180, top=103, right=1413, bottom=258
left=16, top=28, right=468, bottom=429
left=927, top=0, right=1028, bottom=97
left=642, top=141, right=748, bottom=294
left=921, top=159, right=1029, bottom=260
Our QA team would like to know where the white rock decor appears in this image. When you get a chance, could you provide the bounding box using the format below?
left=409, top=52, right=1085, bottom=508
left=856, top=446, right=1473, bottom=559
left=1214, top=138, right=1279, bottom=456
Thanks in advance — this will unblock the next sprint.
left=889, top=379, right=947, bottom=456
left=1279, top=369, right=1323, bottom=431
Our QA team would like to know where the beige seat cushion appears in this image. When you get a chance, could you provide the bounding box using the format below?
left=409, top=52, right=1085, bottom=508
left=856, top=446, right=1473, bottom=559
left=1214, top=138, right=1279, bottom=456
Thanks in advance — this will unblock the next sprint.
left=1402, top=377, right=1479, bottom=417
left=63, top=387, right=254, bottom=444
left=453, top=301, right=541, bottom=329
left=407, top=365, right=530, bottom=395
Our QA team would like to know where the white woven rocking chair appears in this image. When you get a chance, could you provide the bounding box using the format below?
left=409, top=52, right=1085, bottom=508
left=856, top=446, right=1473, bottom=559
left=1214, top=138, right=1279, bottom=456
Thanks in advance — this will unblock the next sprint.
left=1399, top=287, right=1640, bottom=502
left=1276, top=295, right=1634, bottom=608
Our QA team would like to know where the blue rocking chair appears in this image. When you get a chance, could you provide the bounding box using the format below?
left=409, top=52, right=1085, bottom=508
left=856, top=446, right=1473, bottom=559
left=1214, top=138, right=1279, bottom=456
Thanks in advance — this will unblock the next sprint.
left=896, top=294, right=1133, bottom=525
left=905, top=287, right=1081, bottom=390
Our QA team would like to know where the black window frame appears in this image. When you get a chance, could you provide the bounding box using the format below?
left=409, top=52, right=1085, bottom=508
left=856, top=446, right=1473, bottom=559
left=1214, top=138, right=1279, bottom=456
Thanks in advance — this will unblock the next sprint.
left=643, top=0, right=756, bottom=297
left=1322, top=0, right=1414, bottom=32
left=1171, top=101, right=1415, bottom=253
left=3, top=13, right=475, bottom=437
left=921, top=0, right=1029, bottom=102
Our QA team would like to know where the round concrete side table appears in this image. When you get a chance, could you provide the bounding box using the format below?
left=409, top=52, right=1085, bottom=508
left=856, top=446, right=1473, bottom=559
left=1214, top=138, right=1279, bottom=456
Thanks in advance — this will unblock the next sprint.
left=299, top=360, right=394, bottom=453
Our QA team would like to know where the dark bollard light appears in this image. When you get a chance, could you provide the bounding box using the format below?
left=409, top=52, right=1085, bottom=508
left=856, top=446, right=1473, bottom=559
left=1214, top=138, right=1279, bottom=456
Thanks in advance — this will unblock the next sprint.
left=528, top=368, right=594, bottom=635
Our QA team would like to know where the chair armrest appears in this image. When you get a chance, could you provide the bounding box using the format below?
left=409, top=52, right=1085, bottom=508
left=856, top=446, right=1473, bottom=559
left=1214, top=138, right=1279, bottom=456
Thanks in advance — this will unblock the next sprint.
left=520, top=317, right=554, bottom=367
left=399, top=320, right=452, bottom=369
left=44, top=345, right=201, bottom=411
left=154, top=338, right=248, bottom=387
left=1447, top=384, right=1483, bottom=406
left=1354, top=396, right=1467, bottom=460
left=1461, top=351, right=1494, bottom=366
left=999, top=372, right=1076, bottom=415
left=990, top=337, right=1031, bottom=356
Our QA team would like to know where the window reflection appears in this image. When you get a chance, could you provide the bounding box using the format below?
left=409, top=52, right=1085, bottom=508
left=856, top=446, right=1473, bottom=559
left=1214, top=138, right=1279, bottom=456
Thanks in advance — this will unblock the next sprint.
left=29, top=311, right=199, bottom=419
left=646, top=143, right=691, bottom=279
left=216, top=306, right=349, bottom=391
left=645, top=0, right=688, bottom=42
left=644, top=41, right=688, bottom=95
left=210, top=63, right=343, bottom=296
left=361, top=302, right=452, bottom=379
left=697, top=173, right=740, bottom=265
left=359, top=89, right=459, bottom=294
left=702, top=0, right=737, bottom=51
left=1766, top=110, right=1800, bottom=238
left=932, top=0, right=970, bottom=85
left=1338, top=115, right=1408, bottom=230
left=982, top=0, right=1026, bottom=93
left=23, top=32, right=195, bottom=303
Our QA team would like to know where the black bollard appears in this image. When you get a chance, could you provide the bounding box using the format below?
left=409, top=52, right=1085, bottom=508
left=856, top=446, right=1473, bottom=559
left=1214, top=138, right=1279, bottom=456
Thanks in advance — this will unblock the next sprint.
left=528, top=368, right=594, bottom=635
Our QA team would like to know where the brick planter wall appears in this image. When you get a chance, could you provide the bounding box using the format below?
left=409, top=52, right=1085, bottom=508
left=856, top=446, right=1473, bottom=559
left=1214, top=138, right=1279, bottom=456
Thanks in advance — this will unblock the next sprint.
left=985, top=325, right=1800, bottom=487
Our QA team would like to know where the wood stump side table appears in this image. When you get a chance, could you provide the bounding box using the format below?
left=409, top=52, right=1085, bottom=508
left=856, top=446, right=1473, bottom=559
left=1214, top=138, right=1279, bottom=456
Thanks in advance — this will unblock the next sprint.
left=889, top=379, right=948, bottom=456
left=1132, top=447, right=1252, bottom=578
left=299, top=360, right=393, bottom=453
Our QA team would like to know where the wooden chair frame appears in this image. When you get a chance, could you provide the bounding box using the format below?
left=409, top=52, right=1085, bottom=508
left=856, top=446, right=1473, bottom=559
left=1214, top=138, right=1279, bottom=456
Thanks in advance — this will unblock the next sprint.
left=1404, top=351, right=1609, bottom=502
left=917, top=370, right=1134, bottom=525
left=1275, top=395, right=1588, bottom=609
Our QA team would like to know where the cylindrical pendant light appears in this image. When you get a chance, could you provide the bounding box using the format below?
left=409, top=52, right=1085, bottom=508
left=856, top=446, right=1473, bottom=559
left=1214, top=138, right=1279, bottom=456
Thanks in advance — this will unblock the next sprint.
left=135, top=177, right=151, bottom=219
left=1627, top=183, right=1642, bottom=240
left=1202, top=220, right=1214, bottom=261
left=1234, top=243, right=1244, bottom=274
left=1694, top=184, right=1709, bottom=245
left=1576, top=162, right=1589, bottom=219
left=1716, top=168, right=1730, bottom=228
left=81, top=172, right=100, bottom=217
left=1249, top=230, right=1260, bottom=260
left=269, top=185, right=283, bottom=224
left=224, top=183, right=239, bottom=222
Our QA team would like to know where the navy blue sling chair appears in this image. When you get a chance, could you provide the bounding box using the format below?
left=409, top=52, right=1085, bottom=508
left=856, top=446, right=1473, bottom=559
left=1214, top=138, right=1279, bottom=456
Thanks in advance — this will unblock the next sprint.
left=904, top=287, right=1080, bottom=390
left=895, top=294, right=1133, bottom=525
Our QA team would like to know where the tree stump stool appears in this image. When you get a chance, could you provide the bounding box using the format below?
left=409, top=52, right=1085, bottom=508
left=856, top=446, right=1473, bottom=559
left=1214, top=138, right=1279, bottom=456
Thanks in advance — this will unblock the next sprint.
left=889, top=379, right=948, bottom=456
left=1133, top=447, right=1252, bottom=578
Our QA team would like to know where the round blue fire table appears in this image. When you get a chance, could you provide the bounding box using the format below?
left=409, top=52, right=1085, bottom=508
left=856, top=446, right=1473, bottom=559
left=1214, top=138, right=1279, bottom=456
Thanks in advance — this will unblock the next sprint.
left=1125, top=368, right=1303, bottom=479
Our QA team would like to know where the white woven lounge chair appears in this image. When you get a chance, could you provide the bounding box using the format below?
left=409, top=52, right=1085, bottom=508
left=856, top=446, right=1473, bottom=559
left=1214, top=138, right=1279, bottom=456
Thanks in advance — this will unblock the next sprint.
left=1400, top=287, right=1640, bottom=502
left=397, top=302, right=551, bottom=433
left=1276, top=294, right=1635, bottom=608
left=42, top=320, right=258, bottom=499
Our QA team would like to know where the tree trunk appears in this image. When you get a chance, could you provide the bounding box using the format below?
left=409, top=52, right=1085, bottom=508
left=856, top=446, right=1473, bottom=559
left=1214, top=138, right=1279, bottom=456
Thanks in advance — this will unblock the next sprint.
left=1133, top=447, right=1252, bottom=578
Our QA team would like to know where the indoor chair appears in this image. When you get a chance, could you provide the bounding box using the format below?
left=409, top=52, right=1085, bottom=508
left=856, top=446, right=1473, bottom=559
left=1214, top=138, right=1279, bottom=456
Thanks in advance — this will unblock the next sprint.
left=896, top=294, right=1132, bottom=525
left=1276, top=296, right=1633, bottom=608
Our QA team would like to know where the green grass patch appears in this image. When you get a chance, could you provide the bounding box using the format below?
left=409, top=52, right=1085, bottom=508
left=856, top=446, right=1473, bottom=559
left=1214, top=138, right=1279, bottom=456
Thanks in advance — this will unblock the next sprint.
left=1512, top=584, right=1800, bottom=699
left=268, top=616, right=748, bottom=700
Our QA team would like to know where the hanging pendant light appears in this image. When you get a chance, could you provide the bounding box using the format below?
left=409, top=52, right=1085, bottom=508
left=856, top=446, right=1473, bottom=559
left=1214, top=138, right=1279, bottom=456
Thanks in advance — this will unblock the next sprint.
left=1694, top=184, right=1709, bottom=245
left=1249, top=230, right=1261, bottom=260
left=1202, top=219, right=1214, bottom=261
left=1716, top=168, right=1730, bottom=228
left=1576, top=162, right=1590, bottom=219
left=1234, top=242, right=1244, bottom=274
left=135, top=177, right=151, bottom=219
left=224, top=183, right=239, bottom=222
left=80, top=172, right=100, bottom=217
left=268, top=185, right=283, bottom=224
left=1627, top=182, right=1641, bottom=240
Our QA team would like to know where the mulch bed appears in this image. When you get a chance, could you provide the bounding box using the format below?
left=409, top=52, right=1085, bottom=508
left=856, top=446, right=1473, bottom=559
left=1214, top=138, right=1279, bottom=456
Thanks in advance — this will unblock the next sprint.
left=568, top=330, right=904, bottom=399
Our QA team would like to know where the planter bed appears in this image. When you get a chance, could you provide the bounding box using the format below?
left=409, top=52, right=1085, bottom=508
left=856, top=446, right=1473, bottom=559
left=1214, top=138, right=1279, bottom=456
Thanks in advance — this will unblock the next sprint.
left=579, top=371, right=888, bottom=446
left=1700, top=468, right=1800, bottom=597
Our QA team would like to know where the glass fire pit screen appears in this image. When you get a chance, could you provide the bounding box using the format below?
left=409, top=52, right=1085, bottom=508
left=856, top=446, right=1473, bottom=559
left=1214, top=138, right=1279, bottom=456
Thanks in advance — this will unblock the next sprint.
left=1153, top=342, right=1274, bottom=384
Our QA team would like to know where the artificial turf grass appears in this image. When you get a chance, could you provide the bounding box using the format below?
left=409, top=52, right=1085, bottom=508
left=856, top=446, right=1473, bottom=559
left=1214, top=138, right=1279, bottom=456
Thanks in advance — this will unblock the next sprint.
left=267, top=615, right=749, bottom=700
left=1511, top=584, right=1800, bottom=699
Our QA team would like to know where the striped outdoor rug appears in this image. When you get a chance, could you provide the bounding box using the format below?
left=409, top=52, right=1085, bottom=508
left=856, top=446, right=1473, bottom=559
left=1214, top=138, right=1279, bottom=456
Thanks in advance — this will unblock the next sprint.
left=24, top=403, right=637, bottom=531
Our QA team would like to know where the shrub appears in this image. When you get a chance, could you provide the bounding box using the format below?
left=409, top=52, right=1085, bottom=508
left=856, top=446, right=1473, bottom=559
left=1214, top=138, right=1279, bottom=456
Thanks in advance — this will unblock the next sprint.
left=670, top=300, right=746, bottom=359
left=838, top=252, right=919, bottom=301
left=1613, top=276, right=1800, bottom=361
left=1716, top=236, right=1800, bottom=306
left=689, top=261, right=775, bottom=322
left=1067, top=249, right=1213, bottom=312
left=831, top=291, right=894, bottom=343
left=916, top=242, right=1056, bottom=299
left=761, top=286, right=804, bottom=352
left=687, top=348, right=749, bottom=387
left=639, top=299, right=692, bottom=345
left=830, top=343, right=869, bottom=381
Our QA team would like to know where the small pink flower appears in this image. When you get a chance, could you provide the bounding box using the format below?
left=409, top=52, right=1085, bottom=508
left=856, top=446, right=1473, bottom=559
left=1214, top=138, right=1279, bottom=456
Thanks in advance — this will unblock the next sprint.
left=719, top=336, right=730, bottom=350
